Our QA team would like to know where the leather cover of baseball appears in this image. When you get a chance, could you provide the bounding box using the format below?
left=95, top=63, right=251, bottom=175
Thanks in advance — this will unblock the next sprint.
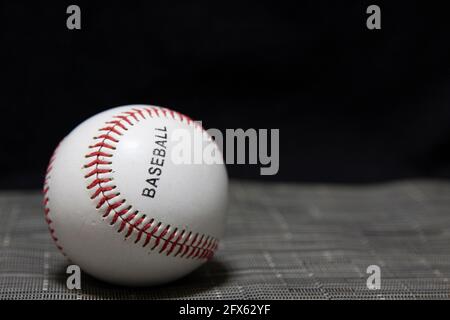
left=43, top=105, right=228, bottom=286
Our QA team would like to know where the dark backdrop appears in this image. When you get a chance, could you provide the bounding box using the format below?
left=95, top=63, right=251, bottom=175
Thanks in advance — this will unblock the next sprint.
left=1, top=1, right=450, bottom=189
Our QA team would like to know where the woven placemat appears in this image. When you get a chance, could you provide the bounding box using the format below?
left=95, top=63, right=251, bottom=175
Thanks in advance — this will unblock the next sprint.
left=1, top=180, right=450, bottom=299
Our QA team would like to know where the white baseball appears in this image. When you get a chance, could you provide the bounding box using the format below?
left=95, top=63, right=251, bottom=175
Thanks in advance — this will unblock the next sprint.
left=43, top=105, right=228, bottom=286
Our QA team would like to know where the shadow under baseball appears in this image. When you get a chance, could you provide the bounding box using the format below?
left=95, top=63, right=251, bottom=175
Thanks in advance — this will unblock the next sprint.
left=55, top=259, right=230, bottom=299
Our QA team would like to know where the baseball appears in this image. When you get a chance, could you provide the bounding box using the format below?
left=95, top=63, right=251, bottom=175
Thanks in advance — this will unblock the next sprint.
left=43, top=105, right=228, bottom=286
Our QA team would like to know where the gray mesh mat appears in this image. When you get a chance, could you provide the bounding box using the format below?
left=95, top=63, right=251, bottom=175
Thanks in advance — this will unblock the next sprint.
left=1, top=180, right=450, bottom=300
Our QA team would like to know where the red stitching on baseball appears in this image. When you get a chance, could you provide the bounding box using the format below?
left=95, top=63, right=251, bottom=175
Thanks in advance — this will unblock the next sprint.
left=160, top=227, right=177, bottom=254
left=96, top=193, right=121, bottom=209
left=43, top=143, right=66, bottom=255
left=99, top=126, right=124, bottom=135
left=105, top=121, right=128, bottom=130
left=85, top=159, right=112, bottom=168
left=83, top=107, right=219, bottom=260
left=90, top=186, right=116, bottom=199
left=87, top=178, right=113, bottom=189
left=110, top=205, right=131, bottom=224
left=142, top=222, right=161, bottom=248
left=126, top=214, right=144, bottom=238
left=103, top=199, right=126, bottom=218
left=113, top=115, right=134, bottom=125
left=152, top=225, right=171, bottom=250
left=84, top=168, right=112, bottom=178
left=94, top=134, right=119, bottom=143
left=132, top=108, right=146, bottom=119
left=85, top=151, right=113, bottom=158
left=89, top=142, right=116, bottom=150
left=167, top=229, right=183, bottom=256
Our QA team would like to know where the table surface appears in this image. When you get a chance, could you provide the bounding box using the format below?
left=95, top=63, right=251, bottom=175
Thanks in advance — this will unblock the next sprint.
left=1, top=180, right=450, bottom=300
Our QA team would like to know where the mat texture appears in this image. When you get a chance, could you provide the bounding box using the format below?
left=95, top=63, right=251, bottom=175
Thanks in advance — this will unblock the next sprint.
left=1, top=180, right=450, bottom=300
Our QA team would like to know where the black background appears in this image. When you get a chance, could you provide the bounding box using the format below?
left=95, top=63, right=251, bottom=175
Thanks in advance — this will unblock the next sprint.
left=1, top=1, right=450, bottom=189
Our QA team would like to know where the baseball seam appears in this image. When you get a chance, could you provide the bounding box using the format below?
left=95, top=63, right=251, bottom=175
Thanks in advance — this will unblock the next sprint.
left=43, top=143, right=66, bottom=255
left=82, top=106, right=219, bottom=260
